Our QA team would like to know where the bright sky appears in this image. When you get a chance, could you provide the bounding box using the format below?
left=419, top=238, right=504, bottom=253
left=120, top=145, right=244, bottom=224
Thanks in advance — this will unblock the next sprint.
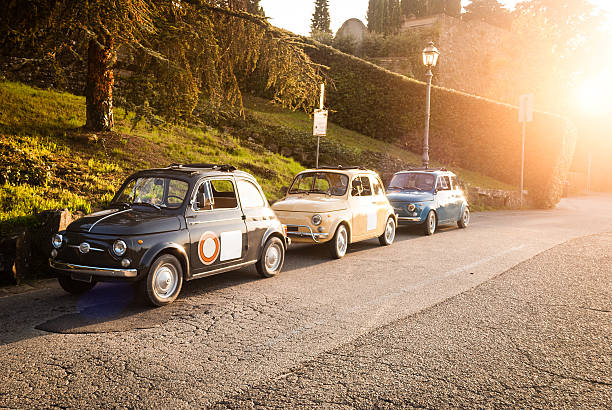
left=259, top=0, right=612, bottom=36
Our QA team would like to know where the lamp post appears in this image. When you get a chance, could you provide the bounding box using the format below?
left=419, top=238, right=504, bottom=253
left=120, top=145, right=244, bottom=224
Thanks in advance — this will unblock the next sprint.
left=422, top=41, right=440, bottom=168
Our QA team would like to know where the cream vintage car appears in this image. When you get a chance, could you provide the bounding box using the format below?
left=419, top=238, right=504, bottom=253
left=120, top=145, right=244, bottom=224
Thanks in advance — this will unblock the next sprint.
left=272, top=167, right=397, bottom=258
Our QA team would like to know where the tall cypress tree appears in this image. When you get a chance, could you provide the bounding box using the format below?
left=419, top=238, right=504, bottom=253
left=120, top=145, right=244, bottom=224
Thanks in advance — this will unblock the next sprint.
left=311, top=0, right=332, bottom=35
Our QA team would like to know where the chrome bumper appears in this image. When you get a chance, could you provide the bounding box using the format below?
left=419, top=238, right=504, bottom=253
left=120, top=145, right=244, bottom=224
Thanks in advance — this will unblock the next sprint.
left=50, top=259, right=138, bottom=278
left=398, top=217, right=422, bottom=223
left=285, top=225, right=329, bottom=243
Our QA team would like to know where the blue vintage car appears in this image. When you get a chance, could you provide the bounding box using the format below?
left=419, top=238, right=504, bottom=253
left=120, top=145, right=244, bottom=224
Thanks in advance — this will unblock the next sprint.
left=386, top=168, right=470, bottom=235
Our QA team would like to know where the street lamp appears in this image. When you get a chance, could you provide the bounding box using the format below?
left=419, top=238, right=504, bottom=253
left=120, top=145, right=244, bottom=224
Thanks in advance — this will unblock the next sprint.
left=422, top=41, right=440, bottom=168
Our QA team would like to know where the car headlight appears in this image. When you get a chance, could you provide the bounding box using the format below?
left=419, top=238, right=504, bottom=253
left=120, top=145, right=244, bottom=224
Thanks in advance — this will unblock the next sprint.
left=112, top=240, right=128, bottom=256
left=407, top=204, right=416, bottom=212
left=52, top=234, right=63, bottom=249
left=312, top=214, right=322, bottom=226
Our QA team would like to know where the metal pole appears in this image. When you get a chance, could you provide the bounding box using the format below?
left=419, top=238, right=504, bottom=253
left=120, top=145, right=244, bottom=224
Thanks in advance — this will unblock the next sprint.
left=423, top=68, right=433, bottom=168
left=316, top=136, right=320, bottom=169
left=315, top=83, right=324, bottom=169
left=586, top=151, right=592, bottom=193
left=520, top=120, right=526, bottom=207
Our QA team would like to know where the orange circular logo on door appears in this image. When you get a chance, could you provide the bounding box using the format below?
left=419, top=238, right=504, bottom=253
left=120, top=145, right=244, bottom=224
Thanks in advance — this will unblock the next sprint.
left=198, top=232, right=220, bottom=265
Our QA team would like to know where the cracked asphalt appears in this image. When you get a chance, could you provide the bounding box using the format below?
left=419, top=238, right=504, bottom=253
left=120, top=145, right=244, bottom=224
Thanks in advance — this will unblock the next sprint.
left=0, top=195, right=611, bottom=408
left=215, top=232, right=612, bottom=409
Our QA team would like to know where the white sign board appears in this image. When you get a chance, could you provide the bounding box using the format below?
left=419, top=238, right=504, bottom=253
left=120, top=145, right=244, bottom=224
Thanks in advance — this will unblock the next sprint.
left=313, top=109, right=328, bottom=137
left=519, top=94, right=534, bottom=123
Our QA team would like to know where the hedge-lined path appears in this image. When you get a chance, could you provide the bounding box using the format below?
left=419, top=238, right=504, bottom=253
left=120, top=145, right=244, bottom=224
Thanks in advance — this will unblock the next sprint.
left=0, top=194, right=611, bottom=407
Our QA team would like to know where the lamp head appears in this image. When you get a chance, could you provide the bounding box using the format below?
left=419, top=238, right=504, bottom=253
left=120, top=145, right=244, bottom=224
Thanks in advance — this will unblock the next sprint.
left=422, top=41, right=440, bottom=68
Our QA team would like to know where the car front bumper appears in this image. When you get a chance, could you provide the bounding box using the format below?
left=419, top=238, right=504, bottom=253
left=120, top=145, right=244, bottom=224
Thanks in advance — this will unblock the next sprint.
left=397, top=216, right=422, bottom=223
left=285, top=224, right=330, bottom=243
left=50, top=259, right=138, bottom=278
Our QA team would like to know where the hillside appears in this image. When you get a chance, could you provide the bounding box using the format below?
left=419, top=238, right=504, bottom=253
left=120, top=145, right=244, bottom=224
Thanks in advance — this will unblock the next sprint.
left=243, top=96, right=516, bottom=191
left=0, top=81, right=513, bottom=232
left=0, top=82, right=303, bottom=231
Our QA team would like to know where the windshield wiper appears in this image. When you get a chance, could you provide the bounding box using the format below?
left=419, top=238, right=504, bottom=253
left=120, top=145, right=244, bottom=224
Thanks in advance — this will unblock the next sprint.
left=388, top=186, right=403, bottom=190
left=132, top=201, right=161, bottom=210
left=289, top=190, right=310, bottom=195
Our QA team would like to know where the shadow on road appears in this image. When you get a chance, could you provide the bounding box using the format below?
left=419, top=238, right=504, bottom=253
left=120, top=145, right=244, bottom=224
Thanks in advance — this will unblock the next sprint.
left=0, top=268, right=261, bottom=346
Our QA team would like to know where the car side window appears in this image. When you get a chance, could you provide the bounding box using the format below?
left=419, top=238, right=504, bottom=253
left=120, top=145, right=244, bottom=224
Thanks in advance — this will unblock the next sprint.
left=450, top=176, right=459, bottom=190
left=193, top=180, right=213, bottom=211
left=372, top=177, right=385, bottom=196
left=210, top=179, right=238, bottom=209
left=437, top=176, right=451, bottom=191
left=360, top=176, right=372, bottom=196
left=237, top=179, right=266, bottom=208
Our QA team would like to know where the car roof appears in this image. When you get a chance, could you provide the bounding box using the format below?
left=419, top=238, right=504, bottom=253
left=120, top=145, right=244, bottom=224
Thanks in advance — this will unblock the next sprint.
left=394, top=168, right=456, bottom=177
left=130, top=164, right=256, bottom=181
left=300, top=167, right=381, bottom=177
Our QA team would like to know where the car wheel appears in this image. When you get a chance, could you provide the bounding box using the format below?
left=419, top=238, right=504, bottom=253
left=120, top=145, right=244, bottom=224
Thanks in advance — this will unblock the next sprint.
left=378, top=217, right=396, bottom=246
left=58, top=276, right=96, bottom=294
left=329, top=224, right=349, bottom=259
left=458, top=207, right=470, bottom=229
left=423, top=211, right=437, bottom=236
left=142, top=254, right=183, bottom=307
left=256, top=237, right=285, bottom=278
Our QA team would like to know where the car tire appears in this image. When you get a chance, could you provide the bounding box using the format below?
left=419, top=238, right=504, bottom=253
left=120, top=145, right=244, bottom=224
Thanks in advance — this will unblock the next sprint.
left=378, top=216, right=396, bottom=246
left=458, top=207, right=470, bottom=229
left=423, top=211, right=437, bottom=236
left=256, top=237, right=285, bottom=278
left=329, top=224, right=349, bottom=259
left=58, top=276, right=96, bottom=294
left=141, top=254, right=183, bottom=307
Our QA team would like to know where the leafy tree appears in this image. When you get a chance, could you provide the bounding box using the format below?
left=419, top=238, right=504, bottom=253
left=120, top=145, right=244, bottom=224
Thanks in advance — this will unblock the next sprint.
left=511, top=0, right=607, bottom=112
left=311, top=0, right=332, bottom=35
left=368, top=0, right=403, bottom=35
left=463, top=0, right=512, bottom=29
left=1, top=0, right=319, bottom=131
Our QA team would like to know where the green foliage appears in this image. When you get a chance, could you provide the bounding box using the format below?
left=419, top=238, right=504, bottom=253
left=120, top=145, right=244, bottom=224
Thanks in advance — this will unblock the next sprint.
left=0, top=184, right=92, bottom=231
left=243, top=96, right=516, bottom=191
left=2, top=0, right=321, bottom=131
left=303, top=41, right=577, bottom=208
left=400, top=0, right=460, bottom=18
left=0, top=81, right=306, bottom=229
left=367, top=0, right=403, bottom=35
left=311, top=0, right=332, bottom=35
left=0, top=137, right=53, bottom=186
left=463, top=0, right=512, bottom=29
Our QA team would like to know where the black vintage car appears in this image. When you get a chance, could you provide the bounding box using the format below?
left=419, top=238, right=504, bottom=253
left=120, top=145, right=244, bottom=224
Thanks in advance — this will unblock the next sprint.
left=50, top=164, right=288, bottom=306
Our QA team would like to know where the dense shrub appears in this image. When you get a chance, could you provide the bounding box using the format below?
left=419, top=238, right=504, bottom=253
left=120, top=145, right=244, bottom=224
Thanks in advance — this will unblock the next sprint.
left=0, top=137, right=52, bottom=186
left=303, top=42, right=577, bottom=208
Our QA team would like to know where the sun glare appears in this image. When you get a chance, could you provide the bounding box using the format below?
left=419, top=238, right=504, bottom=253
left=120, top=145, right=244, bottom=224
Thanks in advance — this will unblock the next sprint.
left=577, top=76, right=612, bottom=115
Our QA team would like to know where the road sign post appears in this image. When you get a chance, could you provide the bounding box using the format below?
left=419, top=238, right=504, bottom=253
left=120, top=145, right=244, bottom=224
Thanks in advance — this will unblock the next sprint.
left=519, top=94, right=534, bottom=207
left=313, top=83, right=328, bottom=169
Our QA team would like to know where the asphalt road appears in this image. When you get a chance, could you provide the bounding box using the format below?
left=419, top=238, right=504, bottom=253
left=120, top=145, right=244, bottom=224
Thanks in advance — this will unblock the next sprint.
left=0, top=194, right=611, bottom=408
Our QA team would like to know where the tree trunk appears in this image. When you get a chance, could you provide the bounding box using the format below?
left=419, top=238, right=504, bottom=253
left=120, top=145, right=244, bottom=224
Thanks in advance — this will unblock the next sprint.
left=85, top=35, right=116, bottom=131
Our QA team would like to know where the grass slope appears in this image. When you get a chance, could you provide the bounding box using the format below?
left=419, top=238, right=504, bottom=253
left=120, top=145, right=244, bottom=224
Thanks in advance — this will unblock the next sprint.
left=245, top=96, right=516, bottom=191
left=0, top=82, right=303, bottom=232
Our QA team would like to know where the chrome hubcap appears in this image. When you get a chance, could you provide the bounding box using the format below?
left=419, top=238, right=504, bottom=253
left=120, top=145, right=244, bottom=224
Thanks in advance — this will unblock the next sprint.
left=429, top=214, right=435, bottom=232
left=265, top=244, right=282, bottom=272
left=153, top=264, right=178, bottom=300
left=385, top=220, right=395, bottom=243
left=463, top=210, right=470, bottom=224
left=337, top=227, right=347, bottom=255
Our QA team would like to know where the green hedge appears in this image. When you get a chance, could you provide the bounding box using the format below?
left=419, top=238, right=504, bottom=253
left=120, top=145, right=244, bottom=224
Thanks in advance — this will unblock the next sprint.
left=304, top=42, right=577, bottom=208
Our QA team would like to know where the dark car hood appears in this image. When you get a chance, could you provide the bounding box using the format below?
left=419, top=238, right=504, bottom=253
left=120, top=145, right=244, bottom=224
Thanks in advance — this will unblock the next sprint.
left=67, top=208, right=181, bottom=235
left=387, top=191, right=434, bottom=203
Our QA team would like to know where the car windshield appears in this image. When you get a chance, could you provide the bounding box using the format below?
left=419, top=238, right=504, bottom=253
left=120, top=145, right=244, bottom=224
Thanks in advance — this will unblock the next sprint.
left=289, top=172, right=349, bottom=196
left=388, top=173, right=436, bottom=192
left=112, top=177, right=189, bottom=209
